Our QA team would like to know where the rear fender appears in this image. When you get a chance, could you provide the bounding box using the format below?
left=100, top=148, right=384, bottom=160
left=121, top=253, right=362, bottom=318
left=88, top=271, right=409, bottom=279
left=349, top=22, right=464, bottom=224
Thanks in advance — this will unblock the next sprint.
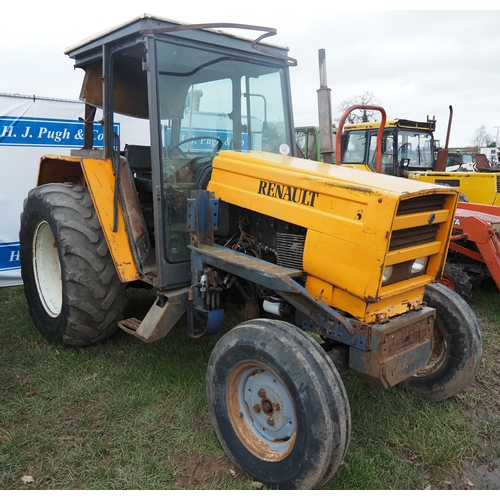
left=38, top=154, right=84, bottom=185
left=37, top=154, right=144, bottom=283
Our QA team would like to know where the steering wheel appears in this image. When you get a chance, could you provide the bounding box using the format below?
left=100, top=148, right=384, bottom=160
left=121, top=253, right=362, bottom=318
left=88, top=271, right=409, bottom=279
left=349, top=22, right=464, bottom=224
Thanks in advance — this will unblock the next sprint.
left=398, top=142, right=412, bottom=156
left=167, top=136, right=222, bottom=159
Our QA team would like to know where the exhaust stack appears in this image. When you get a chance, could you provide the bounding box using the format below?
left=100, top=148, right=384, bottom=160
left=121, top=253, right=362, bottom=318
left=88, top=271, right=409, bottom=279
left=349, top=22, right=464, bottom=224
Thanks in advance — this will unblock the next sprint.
left=317, top=49, right=335, bottom=164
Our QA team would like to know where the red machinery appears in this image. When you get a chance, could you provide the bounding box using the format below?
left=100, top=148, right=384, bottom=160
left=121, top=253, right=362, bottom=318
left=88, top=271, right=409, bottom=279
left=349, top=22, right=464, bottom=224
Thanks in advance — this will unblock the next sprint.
left=442, top=202, right=500, bottom=300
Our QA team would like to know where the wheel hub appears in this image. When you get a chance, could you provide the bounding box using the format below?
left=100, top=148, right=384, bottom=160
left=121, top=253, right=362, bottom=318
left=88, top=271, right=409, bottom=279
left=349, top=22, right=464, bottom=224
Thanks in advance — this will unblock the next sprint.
left=226, top=362, right=296, bottom=461
left=439, top=275, right=456, bottom=291
left=414, top=319, right=448, bottom=377
left=32, top=221, right=62, bottom=317
left=244, top=376, right=292, bottom=435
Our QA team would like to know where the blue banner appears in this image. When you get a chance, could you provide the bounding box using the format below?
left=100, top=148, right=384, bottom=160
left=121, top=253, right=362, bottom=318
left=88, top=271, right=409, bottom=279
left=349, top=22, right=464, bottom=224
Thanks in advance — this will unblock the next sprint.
left=0, top=242, right=20, bottom=272
left=0, top=116, right=119, bottom=148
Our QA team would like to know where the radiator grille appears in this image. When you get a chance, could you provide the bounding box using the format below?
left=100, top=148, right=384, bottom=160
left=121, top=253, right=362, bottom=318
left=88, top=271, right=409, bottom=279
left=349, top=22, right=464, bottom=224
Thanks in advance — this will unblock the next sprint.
left=391, top=194, right=445, bottom=250
left=390, top=226, right=439, bottom=251
left=276, top=233, right=305, bottom=271
left=396, top=194, right=446, bottom=215
left=384, top=193, right=450, bottom=286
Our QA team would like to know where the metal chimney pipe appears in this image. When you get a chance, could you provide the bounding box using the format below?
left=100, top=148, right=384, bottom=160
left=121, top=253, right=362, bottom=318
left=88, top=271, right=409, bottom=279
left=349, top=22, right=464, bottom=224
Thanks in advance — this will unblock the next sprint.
left=317, top=49, right=334, bottom=164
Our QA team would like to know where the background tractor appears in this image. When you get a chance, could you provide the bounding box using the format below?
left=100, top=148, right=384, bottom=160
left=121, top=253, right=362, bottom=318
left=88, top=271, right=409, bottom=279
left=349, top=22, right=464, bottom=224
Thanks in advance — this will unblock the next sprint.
left=337, top=106, right=500, bottom=206
left=19, top=16, right=482, bottom=489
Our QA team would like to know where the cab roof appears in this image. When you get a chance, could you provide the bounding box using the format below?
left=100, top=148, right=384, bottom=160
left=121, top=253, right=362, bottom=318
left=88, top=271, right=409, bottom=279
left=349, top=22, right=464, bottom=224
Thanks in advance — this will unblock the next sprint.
left=65, top=14, right=290, bottom=67
left=344, top=118, right=435, bottom=132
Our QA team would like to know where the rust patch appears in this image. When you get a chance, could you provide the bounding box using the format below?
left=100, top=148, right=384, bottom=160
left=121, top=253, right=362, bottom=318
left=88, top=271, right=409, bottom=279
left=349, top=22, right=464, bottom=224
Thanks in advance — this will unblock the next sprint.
left=322, top=180, right=376, bottom=194
left=365, top=295, right=378, bottom=304
left=379, top=315, right=433, bottom=359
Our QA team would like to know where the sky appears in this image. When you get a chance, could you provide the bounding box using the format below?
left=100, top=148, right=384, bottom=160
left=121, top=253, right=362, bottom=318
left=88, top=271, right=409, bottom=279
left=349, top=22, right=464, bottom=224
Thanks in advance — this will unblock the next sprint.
left=1, top=2, right=499, bottom=148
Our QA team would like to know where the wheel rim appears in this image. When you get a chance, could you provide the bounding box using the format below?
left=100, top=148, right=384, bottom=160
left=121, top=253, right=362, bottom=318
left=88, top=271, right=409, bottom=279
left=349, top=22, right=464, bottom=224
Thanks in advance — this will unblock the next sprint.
left=226, top=362, right=296, bottom=461
left=413, top=319, right=448, bottom=377
left=33, top=221, right=62, bottom=317
left=439, top=275, right=456, bottom=292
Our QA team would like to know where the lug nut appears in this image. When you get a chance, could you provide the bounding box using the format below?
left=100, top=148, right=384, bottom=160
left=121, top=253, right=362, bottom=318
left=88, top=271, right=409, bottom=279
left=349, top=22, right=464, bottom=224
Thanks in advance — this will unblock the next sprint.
left=267, top=417, right=275, bottom=426
left=272, top=402, right=280, bottom=411
left=253, top=404, right=261, bottom=413
left=258, top=389, right=266, bottom=398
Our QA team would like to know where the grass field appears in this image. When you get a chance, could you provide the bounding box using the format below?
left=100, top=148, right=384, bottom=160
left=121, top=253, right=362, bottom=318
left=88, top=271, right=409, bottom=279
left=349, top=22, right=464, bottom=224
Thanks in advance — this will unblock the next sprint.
left=1, top=284, right=499, bottom=490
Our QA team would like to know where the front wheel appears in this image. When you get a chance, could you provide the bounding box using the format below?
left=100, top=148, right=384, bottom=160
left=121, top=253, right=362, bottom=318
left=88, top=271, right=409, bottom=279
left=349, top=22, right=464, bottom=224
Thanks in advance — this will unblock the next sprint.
left=19, top=183, right=127, bottom=346
left=206, top=318, right=350, bottom=489
left=399, top=283, right=483, bottom=401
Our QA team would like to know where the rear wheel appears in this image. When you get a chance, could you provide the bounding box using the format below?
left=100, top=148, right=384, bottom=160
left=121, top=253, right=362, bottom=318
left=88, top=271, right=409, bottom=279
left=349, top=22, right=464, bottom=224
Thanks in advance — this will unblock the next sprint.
left=400, top=283, right=482, bottom=401
left=206, top=318, right=350, bottom=489
left=440, top=262, right=472, bottom=302
left=20, top=183, right=127, bottom=346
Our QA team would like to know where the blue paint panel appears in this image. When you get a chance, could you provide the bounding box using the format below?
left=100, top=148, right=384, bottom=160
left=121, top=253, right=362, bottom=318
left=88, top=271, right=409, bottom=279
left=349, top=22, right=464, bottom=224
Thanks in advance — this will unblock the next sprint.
left=0, top=242, right=20, bottom=272
left=0, top=116, right=119, bottom=148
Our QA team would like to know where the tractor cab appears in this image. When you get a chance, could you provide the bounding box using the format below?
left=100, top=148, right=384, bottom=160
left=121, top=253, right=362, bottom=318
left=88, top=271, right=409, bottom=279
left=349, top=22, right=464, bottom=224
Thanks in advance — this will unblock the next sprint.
left=342, top=118, right=436, bottom=176
left=64, top=15, right=296, bottom=286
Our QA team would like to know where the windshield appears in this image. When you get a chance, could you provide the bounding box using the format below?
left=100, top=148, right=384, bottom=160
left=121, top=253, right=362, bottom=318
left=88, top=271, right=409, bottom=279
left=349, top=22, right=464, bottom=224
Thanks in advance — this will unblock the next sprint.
left=342, top=127, right=434, bottom=173
left=155, top=39, right=292, bottom=263
left=295, top=127, right=319, bottom=160
left=342, top=130, right=367, bottom=164
left=156, top=40, right=291, bottom=157
left=447, top=152, right=474, bottom=166
left=396, top=129, right=434, bottom=168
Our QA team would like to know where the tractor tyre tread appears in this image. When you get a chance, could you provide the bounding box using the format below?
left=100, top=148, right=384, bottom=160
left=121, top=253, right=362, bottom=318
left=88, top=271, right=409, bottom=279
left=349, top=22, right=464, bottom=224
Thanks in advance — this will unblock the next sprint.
left=400, top=283, right=482, bottom=401
left=20, top=183, right=127, bottom=347
left=441, top=262, right=473, bottom=302
left=206, top=318, right=351, bottom=490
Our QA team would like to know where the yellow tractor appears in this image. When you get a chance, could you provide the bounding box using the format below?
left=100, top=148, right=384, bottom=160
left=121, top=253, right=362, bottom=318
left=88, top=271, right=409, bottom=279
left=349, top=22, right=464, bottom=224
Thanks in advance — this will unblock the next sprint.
left=19, top=17, right=482, bottom=489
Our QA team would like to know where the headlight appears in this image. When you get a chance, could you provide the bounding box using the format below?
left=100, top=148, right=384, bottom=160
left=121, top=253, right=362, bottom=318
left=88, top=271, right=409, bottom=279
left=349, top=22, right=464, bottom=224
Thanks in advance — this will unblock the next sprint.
left=411, top=257, right=428, bottom=274
left=382, top=266, right=393, bottom=283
